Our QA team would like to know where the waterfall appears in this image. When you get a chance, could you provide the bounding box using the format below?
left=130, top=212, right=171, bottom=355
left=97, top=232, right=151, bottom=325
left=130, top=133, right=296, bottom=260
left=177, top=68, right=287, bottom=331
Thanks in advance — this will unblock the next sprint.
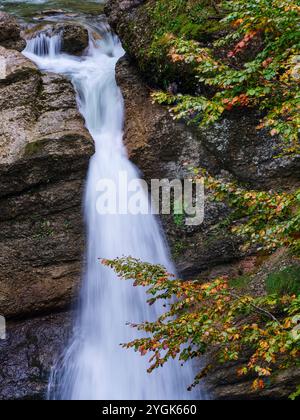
left=26, top=33, right=62, bottom=57
left=24, top=24, right=198, bottom=400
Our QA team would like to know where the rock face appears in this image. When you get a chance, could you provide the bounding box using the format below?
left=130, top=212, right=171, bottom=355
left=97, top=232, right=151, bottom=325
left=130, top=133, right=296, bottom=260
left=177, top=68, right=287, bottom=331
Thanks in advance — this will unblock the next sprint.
left=0, top=12, right=26, bottom=52
left=199, top=113, right=300, bottom=189
left=205, top=358, right=300, bottom=400
left=0, top=16, right=93, bottom=400
left=0, top=312, right=71, bottom=400
left=0, top=45, right=94, bottom=319
left=117, top=58, right=243, bottom=277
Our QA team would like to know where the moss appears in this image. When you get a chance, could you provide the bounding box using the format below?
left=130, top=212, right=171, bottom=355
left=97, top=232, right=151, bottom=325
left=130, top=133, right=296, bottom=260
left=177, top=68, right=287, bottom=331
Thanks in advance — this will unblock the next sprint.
left=229, top=275, right=251, bottom=290
left=172, top=240, right=187, bottom=260
left=24, top=141, right=44, bottom=156
left=148, top=0, right=223, bottom=41
left=265, top=265, right=300, bottom=296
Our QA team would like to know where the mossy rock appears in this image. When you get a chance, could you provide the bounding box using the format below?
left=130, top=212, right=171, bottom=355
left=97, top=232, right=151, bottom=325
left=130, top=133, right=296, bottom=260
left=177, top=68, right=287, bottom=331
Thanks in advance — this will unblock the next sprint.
left=24, top=141, right=45, bottom=156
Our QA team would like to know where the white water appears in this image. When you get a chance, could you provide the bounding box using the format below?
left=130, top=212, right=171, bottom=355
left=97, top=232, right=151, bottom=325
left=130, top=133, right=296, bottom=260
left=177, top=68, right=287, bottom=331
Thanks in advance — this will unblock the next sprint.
left=24, top=25, right=197, bottom=400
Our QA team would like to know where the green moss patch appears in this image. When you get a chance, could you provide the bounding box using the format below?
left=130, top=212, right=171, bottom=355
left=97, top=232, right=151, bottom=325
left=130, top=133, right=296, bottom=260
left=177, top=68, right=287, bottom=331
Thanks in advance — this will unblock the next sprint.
left=265, top=265, right=300, bottom=296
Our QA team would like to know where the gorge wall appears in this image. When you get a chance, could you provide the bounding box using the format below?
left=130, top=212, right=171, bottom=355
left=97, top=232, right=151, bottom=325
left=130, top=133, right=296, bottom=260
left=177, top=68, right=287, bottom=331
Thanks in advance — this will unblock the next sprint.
left=0, top=2, right=299, bottom=400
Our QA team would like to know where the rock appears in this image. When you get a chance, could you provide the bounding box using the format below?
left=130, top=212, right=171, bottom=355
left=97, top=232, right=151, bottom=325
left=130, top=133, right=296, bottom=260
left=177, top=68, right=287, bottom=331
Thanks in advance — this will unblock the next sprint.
left=24, top=22, right=89, bottom=56
left=0, top=46, right=94, bottom=319
left=59, top=23, right=89, bottom=55
left=0, top=12, right=26, bottom=52
left=0, top=312, right=72, bottom=400
left=205, top=359, right=300, bottom=400
left=0, top=46, right=37, bottom=81
left=106, top=0, right=145, bottom=25
left=116, top=58, right=242, bottom=278
left=199, top=111, right=300, bottom=188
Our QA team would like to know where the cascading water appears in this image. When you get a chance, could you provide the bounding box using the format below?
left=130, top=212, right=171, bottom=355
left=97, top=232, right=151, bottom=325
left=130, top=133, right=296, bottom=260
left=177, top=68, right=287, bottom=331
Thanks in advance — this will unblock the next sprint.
left=24, top=22, right=198, bottom=400
left=26, top=33, right=62, bottom=57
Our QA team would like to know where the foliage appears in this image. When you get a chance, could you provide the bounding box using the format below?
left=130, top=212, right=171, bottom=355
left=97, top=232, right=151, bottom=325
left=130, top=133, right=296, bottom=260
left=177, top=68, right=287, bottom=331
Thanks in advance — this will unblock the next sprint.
left=149, top=0, right=300, bottom=153
left=266, top=266, right=300, bottom=296
left=102, top=169, right=300, bottom=396
left=103, top=257, right=300, bottom=393
left=204, top=174, right=300, bottom=254
left=290, top=384, right=300, bottom=400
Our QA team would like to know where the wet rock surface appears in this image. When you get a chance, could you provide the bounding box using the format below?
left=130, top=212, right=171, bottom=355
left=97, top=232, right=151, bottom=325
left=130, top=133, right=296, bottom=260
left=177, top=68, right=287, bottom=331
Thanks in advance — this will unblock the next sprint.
left=59, top=23, right=89, bottom=55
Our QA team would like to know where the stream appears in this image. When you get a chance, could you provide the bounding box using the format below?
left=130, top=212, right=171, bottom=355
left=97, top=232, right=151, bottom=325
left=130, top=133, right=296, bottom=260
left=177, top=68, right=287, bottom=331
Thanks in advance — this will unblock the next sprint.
left=20, top=6, right=199, bottom=400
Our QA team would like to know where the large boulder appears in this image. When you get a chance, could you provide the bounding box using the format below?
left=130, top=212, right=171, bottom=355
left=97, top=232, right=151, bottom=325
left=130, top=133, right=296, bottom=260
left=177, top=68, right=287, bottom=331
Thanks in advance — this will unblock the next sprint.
left=0, top=12, right=26, bottom=52
left=0, top=46, right=94, bottom=319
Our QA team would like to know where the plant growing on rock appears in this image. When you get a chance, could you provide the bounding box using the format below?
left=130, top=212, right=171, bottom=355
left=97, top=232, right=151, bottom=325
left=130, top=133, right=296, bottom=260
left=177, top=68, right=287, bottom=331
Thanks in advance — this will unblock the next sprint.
left=150, top=0, right=300, bottom=153
left=101, top=170, right=300, bottom=397
left=103, top=257, right=300, bottom=396
left=204, top=174, right=300, bottom=254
